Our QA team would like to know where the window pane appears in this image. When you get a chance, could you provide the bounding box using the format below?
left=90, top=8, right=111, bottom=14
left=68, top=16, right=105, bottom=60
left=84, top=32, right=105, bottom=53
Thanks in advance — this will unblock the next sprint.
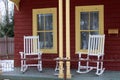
left=80, top=32, right=89, bottom=49
left=90, top=31, right=99, bottom=35
left=45, top=32, right=53, bottom=49
left=45, top=14, right=53, bottom=30
left=37, top=14, right=44, bottom=30
left=80, top=12, right=89, bottom=30
left=38, top=32, right=44, bottom=49
left=90, top=11, right=99, bottom=30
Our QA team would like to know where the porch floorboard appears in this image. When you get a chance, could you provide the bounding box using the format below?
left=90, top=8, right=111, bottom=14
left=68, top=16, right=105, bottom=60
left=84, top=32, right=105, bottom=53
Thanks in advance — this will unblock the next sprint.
left=0, top=67, right=120, bottom=80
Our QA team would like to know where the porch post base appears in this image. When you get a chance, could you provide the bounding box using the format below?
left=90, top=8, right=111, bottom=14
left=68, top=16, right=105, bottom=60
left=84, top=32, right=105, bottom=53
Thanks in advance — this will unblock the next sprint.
left=58, top=74, right=64, bottom=78
left=66, top=74, right=72, bottom=79
left=66, top=61, right=71, bottom=79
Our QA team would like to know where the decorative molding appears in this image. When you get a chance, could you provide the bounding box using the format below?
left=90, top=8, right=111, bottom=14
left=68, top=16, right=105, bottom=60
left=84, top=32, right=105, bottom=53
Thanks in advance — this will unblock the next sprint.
left=10, top=0, right=20, bottom=11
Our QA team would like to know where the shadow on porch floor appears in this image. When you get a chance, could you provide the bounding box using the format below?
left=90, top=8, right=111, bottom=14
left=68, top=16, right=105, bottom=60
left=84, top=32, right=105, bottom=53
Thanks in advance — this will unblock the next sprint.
left=0, top=67, right=120, bottom=80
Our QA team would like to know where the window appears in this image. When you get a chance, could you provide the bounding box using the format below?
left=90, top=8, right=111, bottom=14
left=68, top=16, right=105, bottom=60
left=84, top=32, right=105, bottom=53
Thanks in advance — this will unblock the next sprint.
left=32, top=8, right=57, bottom=53
left=75, top=5, right=104, bottom=53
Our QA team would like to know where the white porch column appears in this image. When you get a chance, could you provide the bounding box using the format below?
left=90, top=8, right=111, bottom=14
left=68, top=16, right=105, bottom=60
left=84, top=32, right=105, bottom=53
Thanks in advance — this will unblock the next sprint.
left=66, top=0, right=71, bottom=79
left=58, top=0, right=64, bottom=78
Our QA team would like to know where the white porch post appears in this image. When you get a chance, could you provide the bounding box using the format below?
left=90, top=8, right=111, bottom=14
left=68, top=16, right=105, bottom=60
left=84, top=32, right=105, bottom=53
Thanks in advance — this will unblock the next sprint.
left=66, top=0, right=71, bottom=79
left=58, top=0, right=64, bottom=78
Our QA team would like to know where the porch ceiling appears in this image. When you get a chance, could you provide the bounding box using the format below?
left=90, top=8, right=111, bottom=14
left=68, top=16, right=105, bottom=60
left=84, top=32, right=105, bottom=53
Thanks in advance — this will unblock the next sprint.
left=10, top=0, right=20, bottom=10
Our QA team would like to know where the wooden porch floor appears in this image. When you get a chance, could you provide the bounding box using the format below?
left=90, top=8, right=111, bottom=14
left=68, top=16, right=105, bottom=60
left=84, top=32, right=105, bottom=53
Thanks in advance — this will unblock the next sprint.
left=0, top=67, right=120, bottom=80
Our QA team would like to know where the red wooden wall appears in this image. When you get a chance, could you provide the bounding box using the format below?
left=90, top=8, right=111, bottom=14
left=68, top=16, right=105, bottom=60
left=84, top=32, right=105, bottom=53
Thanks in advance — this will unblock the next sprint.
left=14, top=0, right=120, bottom=70
left=14, top=0, right=59, bottom=68
left=70, top=0, right=120, bottom=70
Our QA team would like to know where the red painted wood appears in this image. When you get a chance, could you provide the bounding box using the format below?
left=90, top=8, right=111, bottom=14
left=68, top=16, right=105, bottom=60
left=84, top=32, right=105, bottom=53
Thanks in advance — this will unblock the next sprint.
left=70, top=0, right=120, bottom=70
left=14, top=0, right=120, bottom=70
left=14, top=0, right=59, bottom=67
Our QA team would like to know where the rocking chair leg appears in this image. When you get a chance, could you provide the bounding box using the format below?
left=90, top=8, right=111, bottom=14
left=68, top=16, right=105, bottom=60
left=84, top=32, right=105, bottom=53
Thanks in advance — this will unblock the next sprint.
left=96, top=56, right=105, bottom=75
left=37, top=61, right=42, bottom=71
left=77, top=57, right=93, bottom=73
left=55, top=61, right=59, bottom=71
left=76, top=61, right=81, bottom=73
left=21, top=60, right=23, bottom=72
left=38, top=54, right=42, bottom=72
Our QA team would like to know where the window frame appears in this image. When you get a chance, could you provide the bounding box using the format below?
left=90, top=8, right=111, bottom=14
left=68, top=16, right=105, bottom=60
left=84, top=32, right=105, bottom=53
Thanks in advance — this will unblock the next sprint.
left=32, top=8, right=57, bottom=54
left=75, top=5, right=104, bottom=53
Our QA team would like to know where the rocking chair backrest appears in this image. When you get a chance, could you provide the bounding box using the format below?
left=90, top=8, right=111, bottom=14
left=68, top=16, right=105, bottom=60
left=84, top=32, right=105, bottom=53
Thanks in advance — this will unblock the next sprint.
left=24, top=36, right=40, bottom=55
left=88, top=35, right=105, bottom=56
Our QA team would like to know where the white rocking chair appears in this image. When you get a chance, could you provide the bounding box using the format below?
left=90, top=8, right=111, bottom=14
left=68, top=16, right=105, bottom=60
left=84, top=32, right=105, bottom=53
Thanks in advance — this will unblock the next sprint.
left=77, top=35, right=105, bottom=75
left=19, top=36, right=42, bottom=73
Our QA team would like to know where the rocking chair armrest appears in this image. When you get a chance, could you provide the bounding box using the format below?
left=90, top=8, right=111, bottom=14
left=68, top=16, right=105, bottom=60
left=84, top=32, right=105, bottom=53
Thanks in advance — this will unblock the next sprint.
left=76, top=52, right=88, bottom=58
left=19, top=52, right=24, bottom=56
left=76, top=52, right=87, bottom=54
left=54, top=57, right=60, bottom=61
left=38, top=51, right=43, bottom=55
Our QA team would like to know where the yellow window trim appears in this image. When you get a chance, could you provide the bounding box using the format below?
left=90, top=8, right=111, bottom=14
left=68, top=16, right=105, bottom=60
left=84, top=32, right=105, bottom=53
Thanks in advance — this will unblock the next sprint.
left=75, top=5, right=104, bottom=54
left=32, top=8, right=57, bottom=54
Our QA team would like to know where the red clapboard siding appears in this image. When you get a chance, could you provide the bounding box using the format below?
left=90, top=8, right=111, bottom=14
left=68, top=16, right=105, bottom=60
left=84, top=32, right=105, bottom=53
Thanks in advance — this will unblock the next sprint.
left=14, top=0, right=120, bottom=70
left=70, top=0, right=120, bottom=70
left=14, top=0, right=58, bottom=67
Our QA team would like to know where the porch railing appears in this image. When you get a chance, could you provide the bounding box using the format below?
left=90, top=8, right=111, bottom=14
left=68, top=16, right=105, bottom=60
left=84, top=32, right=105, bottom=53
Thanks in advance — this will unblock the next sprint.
left=0, top=60, right=14, bottom=72
left=0, top=37, right=14, bottom=59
